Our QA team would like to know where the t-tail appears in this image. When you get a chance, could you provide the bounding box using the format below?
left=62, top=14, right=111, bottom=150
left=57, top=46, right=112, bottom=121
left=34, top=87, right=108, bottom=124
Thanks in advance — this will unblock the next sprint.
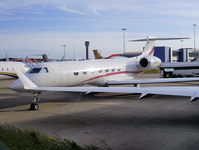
left=129, top=37, right=190, bottom=57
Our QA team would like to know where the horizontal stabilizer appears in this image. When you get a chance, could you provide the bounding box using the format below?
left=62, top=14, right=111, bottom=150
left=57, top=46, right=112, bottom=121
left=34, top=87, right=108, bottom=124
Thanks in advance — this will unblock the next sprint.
left=129, top=37, right=190, bottom=42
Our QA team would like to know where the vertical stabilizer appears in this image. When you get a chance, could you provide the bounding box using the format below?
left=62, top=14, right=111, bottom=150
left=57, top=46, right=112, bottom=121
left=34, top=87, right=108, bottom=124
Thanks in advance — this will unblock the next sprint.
left=129, top=37, right=190, bottom=57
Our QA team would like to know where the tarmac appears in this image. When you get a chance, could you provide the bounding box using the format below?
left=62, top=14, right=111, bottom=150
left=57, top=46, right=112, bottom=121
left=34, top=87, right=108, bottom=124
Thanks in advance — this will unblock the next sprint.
left=0, top=74, right=199, bottom=150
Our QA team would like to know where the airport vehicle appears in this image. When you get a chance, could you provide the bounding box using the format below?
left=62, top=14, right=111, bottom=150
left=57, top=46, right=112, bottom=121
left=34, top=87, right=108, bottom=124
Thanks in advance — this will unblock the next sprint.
left=0, top=62, right=29, bottom=80
left=10, top=37, right=196, bottom=110
left=160, top=62, right=199, bottom=78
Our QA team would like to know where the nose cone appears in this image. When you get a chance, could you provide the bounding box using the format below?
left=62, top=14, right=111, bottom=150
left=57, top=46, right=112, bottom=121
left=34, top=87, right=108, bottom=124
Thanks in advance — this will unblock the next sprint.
left=9, top=79, right=24, bottom=92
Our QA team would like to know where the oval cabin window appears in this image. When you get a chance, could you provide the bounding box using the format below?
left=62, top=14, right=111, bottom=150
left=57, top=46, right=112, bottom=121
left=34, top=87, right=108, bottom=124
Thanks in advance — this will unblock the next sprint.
left=74, top=72, right=79, bottom=76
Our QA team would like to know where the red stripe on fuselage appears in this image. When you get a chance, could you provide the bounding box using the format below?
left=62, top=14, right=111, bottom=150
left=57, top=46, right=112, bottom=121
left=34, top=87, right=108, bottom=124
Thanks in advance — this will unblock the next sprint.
left=148, top=46, right=155, bottom=56
left=83, top=71, right=143, bottom=82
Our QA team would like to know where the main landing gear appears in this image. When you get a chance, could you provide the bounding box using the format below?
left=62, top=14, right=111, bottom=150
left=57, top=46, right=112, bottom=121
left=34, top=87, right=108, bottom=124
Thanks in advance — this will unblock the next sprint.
left=29, top=92, right=40, bottom=110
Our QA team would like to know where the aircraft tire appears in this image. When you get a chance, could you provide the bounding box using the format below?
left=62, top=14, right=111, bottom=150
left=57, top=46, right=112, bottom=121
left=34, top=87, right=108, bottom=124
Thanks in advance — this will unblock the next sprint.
left=30, top=103, right=39, bottom=110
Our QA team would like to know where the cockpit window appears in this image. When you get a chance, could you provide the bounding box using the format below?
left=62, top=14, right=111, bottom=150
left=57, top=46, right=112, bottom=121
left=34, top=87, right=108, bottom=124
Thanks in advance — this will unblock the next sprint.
left=41, top=67, right=49, bottom=73
left=29, top=68, right=42, bottom=73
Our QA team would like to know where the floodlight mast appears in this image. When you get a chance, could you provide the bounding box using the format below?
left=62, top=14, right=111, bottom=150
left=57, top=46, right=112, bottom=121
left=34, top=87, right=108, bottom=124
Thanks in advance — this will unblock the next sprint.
left=61, top=44, right=66, bottom=60
left=193, top=24, right=197, bottom=53
left=122, top=28, right=127, bottom=53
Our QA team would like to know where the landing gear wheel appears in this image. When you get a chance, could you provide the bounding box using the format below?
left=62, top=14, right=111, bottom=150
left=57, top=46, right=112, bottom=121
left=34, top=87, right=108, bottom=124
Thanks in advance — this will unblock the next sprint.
left=29, top=92, right=41, bottom=110
left=30, top=103, right=39, bottom=110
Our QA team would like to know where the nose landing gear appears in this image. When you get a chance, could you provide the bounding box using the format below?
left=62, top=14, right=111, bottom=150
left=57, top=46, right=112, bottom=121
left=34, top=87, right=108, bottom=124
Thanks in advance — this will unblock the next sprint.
left=29, top=92, right=40, bottom=110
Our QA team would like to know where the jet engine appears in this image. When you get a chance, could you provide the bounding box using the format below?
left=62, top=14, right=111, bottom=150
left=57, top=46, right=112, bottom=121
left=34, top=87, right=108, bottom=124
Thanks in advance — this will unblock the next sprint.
left=138, top=56, right=161, bottom=70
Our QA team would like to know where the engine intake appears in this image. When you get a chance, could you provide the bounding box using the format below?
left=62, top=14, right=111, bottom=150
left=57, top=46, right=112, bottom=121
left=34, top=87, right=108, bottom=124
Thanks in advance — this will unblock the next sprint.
left=138, top=56, right=161, bottom=70
left=139, top=57, right=149, bottom=68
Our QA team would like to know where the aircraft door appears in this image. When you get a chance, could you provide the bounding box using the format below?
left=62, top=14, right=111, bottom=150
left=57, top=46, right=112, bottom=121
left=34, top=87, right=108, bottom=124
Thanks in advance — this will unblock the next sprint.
left=60, top=66, right=69, bottom=86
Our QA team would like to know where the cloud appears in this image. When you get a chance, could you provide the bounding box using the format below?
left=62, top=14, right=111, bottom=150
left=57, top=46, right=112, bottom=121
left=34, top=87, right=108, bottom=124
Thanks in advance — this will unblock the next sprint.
left=58, top=6, right=88, bottom=15
left=0, top=0, right=199, bottom=19
left=0, top=31, right=194, bottom=59
left=0, top=31, right=146, bottom=59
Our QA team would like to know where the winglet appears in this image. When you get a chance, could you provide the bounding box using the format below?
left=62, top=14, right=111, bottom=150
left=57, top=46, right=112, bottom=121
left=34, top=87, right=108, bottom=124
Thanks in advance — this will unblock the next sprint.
left=190, top=96, right=198, bottom=102
left=139, top=93, right=148, bottom=99
left=14, top=66, right=37, bottom=89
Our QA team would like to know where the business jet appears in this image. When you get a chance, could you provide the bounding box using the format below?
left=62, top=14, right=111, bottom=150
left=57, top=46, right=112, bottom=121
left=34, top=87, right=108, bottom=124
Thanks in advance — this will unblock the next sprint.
left=0, top=61, right=29, bottom=80
left=10, top=37, right=199, bottom=110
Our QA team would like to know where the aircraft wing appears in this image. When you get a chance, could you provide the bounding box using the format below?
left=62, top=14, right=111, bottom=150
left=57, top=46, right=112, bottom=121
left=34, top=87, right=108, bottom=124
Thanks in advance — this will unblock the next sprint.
left=33, top=86, right=199, bottom=102
left=106, top=77, right=199, bottom=85
left=13, top=68, right=199, bottom=102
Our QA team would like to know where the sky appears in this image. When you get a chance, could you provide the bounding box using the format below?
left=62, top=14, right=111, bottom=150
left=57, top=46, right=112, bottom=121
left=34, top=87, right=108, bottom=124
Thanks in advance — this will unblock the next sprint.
left=0, top=0, right=199, bottom=59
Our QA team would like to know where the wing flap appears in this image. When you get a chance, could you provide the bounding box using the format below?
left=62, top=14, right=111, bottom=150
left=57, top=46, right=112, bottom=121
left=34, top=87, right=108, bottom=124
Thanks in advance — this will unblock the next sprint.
left=107, top=78, right=199, bottom=85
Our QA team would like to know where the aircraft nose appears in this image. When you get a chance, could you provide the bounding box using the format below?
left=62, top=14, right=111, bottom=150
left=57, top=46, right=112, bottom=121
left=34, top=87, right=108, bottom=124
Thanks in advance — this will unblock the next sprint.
left=9, top=79, right=24, bottom=91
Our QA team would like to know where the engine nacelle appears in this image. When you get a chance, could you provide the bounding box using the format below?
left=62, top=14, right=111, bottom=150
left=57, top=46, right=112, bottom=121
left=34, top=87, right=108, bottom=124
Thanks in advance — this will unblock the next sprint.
left=138, top=56, right=161, bottom=70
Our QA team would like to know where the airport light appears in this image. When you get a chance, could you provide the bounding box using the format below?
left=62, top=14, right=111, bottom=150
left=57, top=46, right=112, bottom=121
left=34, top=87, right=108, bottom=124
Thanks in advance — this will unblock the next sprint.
left=193, top=24, right=197, bottom=52
left=122, top=28, right=127, bottom=53
left=61, top=44, right=66, bottom=60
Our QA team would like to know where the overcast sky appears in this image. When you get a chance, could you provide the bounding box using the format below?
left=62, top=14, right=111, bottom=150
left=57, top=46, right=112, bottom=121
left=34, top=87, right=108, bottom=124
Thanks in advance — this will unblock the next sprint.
left=0, top=0, right=198, bottom=59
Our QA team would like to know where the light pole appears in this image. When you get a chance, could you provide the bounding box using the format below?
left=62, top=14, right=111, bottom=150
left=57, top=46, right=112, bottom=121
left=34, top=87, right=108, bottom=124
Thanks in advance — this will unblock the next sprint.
left=193, top=24, right=197, bottom=52
left=61, top=44, right=66, bottom=60
left=181, top=39, right=183, bottom=48
left=122, top=28, right=126, bottom=53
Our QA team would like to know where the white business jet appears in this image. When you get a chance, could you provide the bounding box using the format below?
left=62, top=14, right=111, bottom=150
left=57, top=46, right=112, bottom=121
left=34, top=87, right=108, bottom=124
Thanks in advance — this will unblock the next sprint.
left=0, top=62, right=28, bottom=80
left=10, top=37, right=199, bottom=110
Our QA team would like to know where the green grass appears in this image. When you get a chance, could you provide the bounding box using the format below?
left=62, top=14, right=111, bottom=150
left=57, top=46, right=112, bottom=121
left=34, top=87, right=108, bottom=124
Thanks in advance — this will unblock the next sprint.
left=144, top=69, right=160, bottom=74
left=0, top=126, right=109, bottom=150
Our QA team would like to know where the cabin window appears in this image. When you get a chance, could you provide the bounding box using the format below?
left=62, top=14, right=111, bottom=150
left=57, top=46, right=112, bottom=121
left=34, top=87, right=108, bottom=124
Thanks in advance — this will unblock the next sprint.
left=83, top=71, right=87, bottom=75
left=98, top=70, right=102, bottom=73
left=105, top=69, right=109, bottom=72
left=111, top=69, right=115, bottom=72
left=117, top=68, right=121, bottom=71
left=74, top=72, right=79, bottom=76
left=29, top=68, right=42, bottom=73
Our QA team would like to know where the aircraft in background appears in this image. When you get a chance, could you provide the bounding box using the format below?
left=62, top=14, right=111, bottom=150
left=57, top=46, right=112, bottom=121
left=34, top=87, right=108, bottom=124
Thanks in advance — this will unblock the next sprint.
left=0, top=54, right=50, bottom=80
left=10, top=37, right=196, bottom=110
left=0, top=62, right=29, bottom=80
left=93, top=50, right=142, bottom=59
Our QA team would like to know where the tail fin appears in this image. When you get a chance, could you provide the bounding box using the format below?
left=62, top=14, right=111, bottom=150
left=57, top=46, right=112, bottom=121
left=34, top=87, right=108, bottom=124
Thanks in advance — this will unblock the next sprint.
left=93, top=50, right=104, bottom=59
left=129, top=37, right=190, bottom=56
left=42, top=54, right=49, bottom=62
